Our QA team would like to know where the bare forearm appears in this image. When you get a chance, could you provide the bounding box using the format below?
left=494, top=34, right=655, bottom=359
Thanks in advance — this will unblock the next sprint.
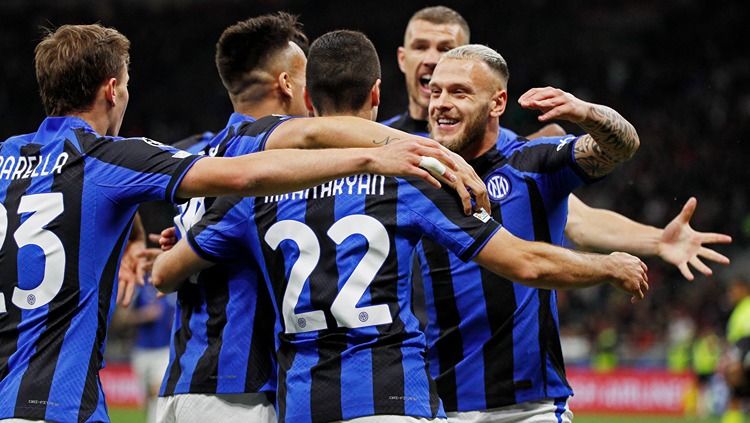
left=151, top=241, right=211, bottom=293
left=574, top=105, right=639, bottom=177
left=271, top=116, right=411, bottom=149
left=565, top=195, right=662, bottom=256
left=176, top=148, right=374, bottom=198
left=474, top=229, right=616, bottom=290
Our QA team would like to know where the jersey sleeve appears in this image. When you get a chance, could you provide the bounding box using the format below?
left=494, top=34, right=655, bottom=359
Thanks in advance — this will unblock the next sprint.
left=222, top=114, right=294, bottom=157
left=85, top=134, right=202, bottom=204
left=507, top=135, right=597, bottom=199
left=397, top=177, right=501, bottom=262
left=186, top=195, right=250, bottom=263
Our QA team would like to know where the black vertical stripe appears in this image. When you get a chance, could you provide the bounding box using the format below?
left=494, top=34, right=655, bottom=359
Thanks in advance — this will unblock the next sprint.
left=189, top=266, right=230, bottom=393
left=0, top=146, right=35, bottom=385
left=480, top=200, right=521, bottom=409
left=409, top=254, right=428, bottom=332
left=546, top=297, right=568, bottom=387
left=78, top=217, right=132, bottom=422
left=245, top=280, right=275, bottom=392
left=162, top=284, right=198, bottom=396
left=366, top=178, right=406, bottom=416
left=275, top=344, right=295, bottom=423
left=479, top=268, right=518, bottom=408
left=524, top=176, right=569, bottom=396
left=411, top=250, right=442, bottom=415
left=307, top=195, right=344, bottom=422
left=14, top=142, right=83, bottom=419
left=253, top=197, right=290, bottom=420
left=420, top=240, right=462, bottom=412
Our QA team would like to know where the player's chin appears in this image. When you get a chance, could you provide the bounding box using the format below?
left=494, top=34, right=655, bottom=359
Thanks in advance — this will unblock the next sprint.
left=431, top=133, right=459, bottom=150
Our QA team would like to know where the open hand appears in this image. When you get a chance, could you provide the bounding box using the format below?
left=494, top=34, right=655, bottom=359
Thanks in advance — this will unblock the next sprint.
left=658, top=197, right=732, bottom=280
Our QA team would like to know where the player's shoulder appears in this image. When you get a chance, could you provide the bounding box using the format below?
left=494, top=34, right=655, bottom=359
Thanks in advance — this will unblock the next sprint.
left=237, top=114, right=292, bottom=138
left=394, top=175, right=460, bottom=208
left=222, top=114, right=294, bottom=156
left=504, top=134, right=578, bottom=171
left=2, top=132, right=35, bottom=148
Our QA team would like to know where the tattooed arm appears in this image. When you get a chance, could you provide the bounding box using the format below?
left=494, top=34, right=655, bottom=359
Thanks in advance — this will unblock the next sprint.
left=518, top=87, right=639, bottom=177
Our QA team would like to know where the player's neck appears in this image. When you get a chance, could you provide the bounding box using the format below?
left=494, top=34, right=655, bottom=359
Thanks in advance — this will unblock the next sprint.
left=70, top=110, right=110, bottom=137
left=460, top=127, right=499, bottom=161
left=408, top=101, right=429, bottom=122
left=234, top=98, right=288, bottom=120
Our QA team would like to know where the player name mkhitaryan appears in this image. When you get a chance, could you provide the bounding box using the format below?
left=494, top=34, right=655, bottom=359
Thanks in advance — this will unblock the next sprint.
left=263, top=173, right=386, bottom=203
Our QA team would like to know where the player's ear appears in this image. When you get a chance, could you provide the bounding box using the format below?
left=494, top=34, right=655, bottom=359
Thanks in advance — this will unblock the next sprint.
left=489, top=90, right=507, bottom=118
left=303, top=87, right=315, bottom=115
left=278, top=72, right=294, bottom=99
left=104, top=77, right=117, bottom=107
left=371, top=79, right=381, bottom=108
left=397, top=47, right=407, bottom=74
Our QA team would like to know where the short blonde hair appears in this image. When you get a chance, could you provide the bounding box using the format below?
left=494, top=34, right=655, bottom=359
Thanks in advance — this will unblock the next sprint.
left=441, top=44, right=509, bottom=85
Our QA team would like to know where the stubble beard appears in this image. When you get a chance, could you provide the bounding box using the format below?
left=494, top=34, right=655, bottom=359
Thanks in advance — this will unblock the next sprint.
left=429, top=103, right=490, bottom=154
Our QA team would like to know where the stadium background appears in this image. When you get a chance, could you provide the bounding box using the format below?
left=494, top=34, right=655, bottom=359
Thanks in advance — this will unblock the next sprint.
left=1, top=0, right=747, bottom=421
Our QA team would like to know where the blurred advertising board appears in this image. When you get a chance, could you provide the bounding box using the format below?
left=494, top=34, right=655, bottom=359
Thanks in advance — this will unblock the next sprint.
left=567, top=368, right=697, bottom=415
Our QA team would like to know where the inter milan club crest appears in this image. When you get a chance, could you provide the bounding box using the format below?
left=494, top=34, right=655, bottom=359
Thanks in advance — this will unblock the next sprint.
left=486, top=173, right=511, bottom=201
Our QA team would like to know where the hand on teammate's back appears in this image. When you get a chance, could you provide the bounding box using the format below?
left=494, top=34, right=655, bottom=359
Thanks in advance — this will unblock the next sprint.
left=605, top=252, right=650, bottom=303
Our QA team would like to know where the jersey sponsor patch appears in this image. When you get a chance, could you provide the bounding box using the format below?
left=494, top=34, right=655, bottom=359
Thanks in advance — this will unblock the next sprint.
left=472, top=207, right=491, bottom=223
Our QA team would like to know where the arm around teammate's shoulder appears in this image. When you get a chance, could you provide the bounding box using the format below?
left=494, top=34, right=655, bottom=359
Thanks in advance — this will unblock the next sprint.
left=472, top=228, right=649, bottom=302
left=174, top=141, right=461, bottom=199
left=264, top=115, right=416, bottom=150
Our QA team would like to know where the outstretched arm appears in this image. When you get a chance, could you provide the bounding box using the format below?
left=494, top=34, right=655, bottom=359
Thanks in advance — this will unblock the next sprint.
left=566, top=195, right=732, bottom=280
left=473, top=228, right=649, bottom=303
left=519, top=87, right=639, bottom=178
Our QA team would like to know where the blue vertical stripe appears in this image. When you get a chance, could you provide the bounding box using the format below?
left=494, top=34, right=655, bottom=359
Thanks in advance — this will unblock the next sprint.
left=451, top=255, right=488, bottom=411
left=417, top=245, right=441, bottom=379
left=216, top=274, right=254, bottom=393
left=284, top=348, right=316, bottom=423
left=175, top=301, right=210, bottom=388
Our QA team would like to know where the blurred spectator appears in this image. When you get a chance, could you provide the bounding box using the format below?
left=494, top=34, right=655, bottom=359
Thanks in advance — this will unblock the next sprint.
left=722, top=276, right=750, bottom=422
left=116, top=283, right=175, bottom=423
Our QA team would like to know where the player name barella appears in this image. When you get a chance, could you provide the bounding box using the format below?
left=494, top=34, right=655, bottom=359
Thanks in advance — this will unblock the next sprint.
left=0, top=153, right=68, bottom=181
left=263, top=173, right=386, bottom=203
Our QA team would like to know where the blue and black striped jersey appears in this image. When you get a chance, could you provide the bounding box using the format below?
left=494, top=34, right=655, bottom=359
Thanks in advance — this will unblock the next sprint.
left=417, top=130, right=595, bottom=411
left=0, top=116, right=201, bottom=422
left=161, top=113, right=287, bottom=397
left=187, top=166, right=501, bottom=423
